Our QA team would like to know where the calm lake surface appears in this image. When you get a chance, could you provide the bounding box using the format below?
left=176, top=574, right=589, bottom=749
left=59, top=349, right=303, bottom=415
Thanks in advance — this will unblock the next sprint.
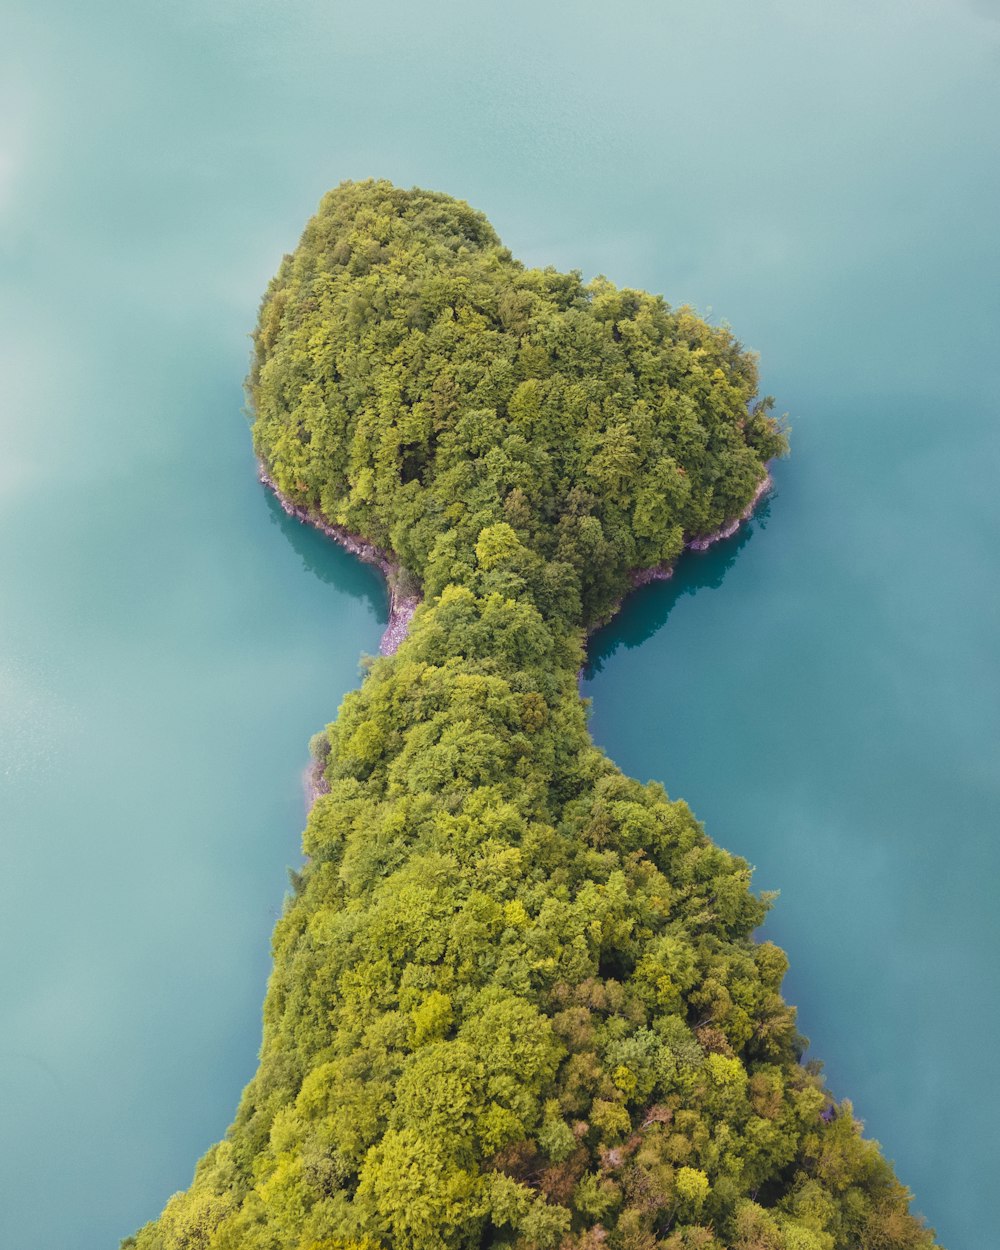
left=1, top=3, right=997, bottom=1247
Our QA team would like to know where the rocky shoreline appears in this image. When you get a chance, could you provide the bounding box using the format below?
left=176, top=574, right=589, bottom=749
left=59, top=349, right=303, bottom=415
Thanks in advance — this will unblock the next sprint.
left=258, top=464, right=420, bottom=657
left=302, top=734, right=331, bottom=809
left=630, top=469, right=773, bottom=589
left=263, top=461, right=773, bottom=776
left=688, top=469, right=774, bottom=551
left=262, top=463, right=772, bottom=660
left=577, top=469, right=774, bottom=674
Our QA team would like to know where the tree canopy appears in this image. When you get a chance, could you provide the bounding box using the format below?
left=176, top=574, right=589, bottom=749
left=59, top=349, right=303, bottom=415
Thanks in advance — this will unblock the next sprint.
left=126, top=182, right=937, bottom=1250
left=248, top=180, right=784, bottom=626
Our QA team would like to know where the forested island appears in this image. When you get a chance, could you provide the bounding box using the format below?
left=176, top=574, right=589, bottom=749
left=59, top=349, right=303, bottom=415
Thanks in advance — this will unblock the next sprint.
left=126, top=181, right=937, bottom=1250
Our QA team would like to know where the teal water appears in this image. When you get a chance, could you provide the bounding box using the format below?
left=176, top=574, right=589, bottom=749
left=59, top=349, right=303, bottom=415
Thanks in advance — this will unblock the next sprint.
left=1, top=2, right=997, bottom=1247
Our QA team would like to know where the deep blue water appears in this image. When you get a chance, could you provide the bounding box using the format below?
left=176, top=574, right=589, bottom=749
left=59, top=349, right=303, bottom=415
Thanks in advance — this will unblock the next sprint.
left=1, top=3, right=997, bottom=1247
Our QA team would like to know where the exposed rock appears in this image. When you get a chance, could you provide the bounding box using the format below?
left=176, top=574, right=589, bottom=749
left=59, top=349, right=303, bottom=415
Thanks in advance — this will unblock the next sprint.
left=258, top=463, right=422, bottom=658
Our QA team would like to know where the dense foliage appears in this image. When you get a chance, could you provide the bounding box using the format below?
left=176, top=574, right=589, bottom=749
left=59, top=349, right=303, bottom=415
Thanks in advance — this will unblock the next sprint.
left=247, top=181, right=784, bottom=624
left=127, top=182, right=937, bottom=1250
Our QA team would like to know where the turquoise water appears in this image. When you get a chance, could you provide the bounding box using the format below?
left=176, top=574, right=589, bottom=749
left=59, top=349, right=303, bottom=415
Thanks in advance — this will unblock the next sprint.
left=1, top=2, right=997, bottom=1247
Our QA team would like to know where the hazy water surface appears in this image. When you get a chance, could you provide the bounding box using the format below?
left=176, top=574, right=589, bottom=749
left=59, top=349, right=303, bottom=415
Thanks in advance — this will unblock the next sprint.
left=1, top=2, right=997, bottom=1247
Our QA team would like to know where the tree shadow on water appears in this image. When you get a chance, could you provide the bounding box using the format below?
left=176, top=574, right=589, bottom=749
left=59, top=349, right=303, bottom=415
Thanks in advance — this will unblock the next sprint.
left=260, top=487, right=389, bottom=624
left=585, top=495, right=775, bottom=678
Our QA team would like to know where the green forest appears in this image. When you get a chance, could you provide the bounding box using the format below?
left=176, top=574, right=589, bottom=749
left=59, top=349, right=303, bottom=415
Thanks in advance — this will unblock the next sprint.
left=126, top=181, right=938, bottom=1250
